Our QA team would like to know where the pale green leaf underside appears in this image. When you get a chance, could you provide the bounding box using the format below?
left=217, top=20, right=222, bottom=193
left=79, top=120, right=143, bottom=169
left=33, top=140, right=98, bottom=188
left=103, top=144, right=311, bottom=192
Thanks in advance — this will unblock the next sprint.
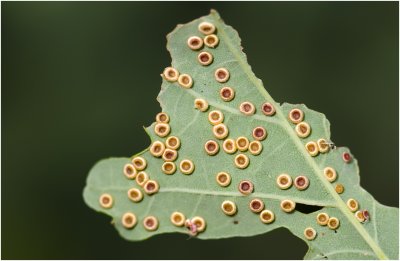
left=83, top=11, right=398, bottom=260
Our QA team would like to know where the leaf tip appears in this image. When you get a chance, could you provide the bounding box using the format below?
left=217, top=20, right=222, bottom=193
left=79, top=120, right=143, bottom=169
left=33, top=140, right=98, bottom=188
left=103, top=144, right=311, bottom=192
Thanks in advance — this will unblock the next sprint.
left=209, top=9, right=221, bottom=18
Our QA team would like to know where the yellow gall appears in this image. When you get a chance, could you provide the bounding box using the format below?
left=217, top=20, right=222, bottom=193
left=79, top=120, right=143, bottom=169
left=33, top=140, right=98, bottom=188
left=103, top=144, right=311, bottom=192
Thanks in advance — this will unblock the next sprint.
left=236, top=136, right=250, bottom=152
left=239, top=101, right=256, bottom=115
left=260, top=209, right=275, bottom=224
left=99, top=193, right=113, bottom=209
left=136, top=171, right=149, bottom=187
left=132, top=156, right=147, bottom=171
left=335, top=183, right=345, bottom=194
left=143, top=180, right=159, bottom=195
left=123, top=163, right=137, bottom=179
left=221, top=200, right=237, bottom=216
left=304, top=227, right=317, bottom=240
left=355, top=211, right=365, bottom=222
left=323, top=167, right=337, bottom=182
left=170, top=212, right=186, bottom=227
left=204, top=34, right=219, bottom=48
left=143, top=216, right=159, bottom=231
left=316, top=213, right=329, bottom=226
left=213, top=123, right=229, bottom=140
left=317, top=138, right=330, bottom=153
left=222, top=138, right=237, bottom=154
left=163, top=67, right=179, bottom=82
left=346, top=198, right=359, bottom=212
left=155, top=112, right=169, bottom=123
left=187, top=36, right=203, bottom=50
left=288, top=108, right=304, bottom=124
left=194, top=98, right=209, bottom=112
left=219, top=87, right=235, bottom=102
left=191, top=216, right=206, bottom=232
left=180, top=159, right=195, bottom=175
left=154, top=123, right=170, bottom=138
left=204, top=140, right=219, bottom=156
left=214, top=68, right=230, bottom=83
left=122, top=212, right=137, bottom=229
left=249, top=199, right=265, bottom=213
left=280, top=199, right=296, bottom=213
left=327, top=217, right=340, bottom=230
left=216, top=172, right=231, bottom=187
left=161, top=162, right=176, bottom=175
left=295, top=122, right=311, bottom=138
left=198, top=51, right=213, bottom=66
left=127, top=188, right=143, bottom=203
left=162, top=148, right=178, bottom=162
left=149, top=141, right=165, bottom=157
left=305, top=141, right=319, bottom=157
left=178, top=74, right=193, bottom=89
left=208, top=110, right=224, bottom=125
left=276, top=174, right=292, bottom=190
left=235, top=154, right=250, bottom=169
left=249, top=140, right=263, bottom=155
left=165, top=136, right=181, bottom=150
left=198, top=21, right=216, bottom=35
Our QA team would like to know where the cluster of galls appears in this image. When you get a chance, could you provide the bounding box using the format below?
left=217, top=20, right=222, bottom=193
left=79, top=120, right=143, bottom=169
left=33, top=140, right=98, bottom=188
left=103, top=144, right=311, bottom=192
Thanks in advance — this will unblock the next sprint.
left=163, top=20, right=365, bottom=235
left=285, top=107, right=365, bottom=241
left=122, top=156, right=160, bottom=231
left=203, top=109, right=267, bottom=166
left=164, top=20, right=280, bottom=227
left=98, top=109, right=199, bottom=233
left=288, top=108, right=329, bottom=157
left=203, top=108, right=275, bottom=222
left=305, top=205, right=369, bottom=242
left=98, top=19, right=368, bottom=239
left=151, top=112, right=195, bottom=175
left=170, top=211, right=206, bottom=237
left=97, top=155, right=161, bottom=231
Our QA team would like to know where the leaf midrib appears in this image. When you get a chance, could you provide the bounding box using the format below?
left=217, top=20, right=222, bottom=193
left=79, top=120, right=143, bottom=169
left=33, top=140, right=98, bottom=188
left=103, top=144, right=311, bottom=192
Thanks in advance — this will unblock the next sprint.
left=88, top=185, right=334, bottom=207
left=210, top=11, right=388, bottom=260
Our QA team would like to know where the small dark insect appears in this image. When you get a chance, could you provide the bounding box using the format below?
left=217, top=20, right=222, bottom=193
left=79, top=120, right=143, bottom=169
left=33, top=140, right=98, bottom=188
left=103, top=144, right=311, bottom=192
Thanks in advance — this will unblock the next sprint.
left=327, top=142, right=336, bottom=150
left=233, top=220, right=239, bottom=224
left=321, top=140, right=336, bottom=150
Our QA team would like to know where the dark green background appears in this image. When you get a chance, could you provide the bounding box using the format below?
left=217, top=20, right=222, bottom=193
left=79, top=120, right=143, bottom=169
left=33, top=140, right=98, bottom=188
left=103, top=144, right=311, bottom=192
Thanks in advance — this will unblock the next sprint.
left=2, top=2, right=398, bottom=259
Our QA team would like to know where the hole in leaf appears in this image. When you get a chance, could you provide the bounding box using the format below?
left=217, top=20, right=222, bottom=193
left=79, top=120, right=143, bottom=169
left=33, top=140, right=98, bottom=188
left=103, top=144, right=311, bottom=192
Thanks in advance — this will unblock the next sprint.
left=294, top=203, right=323, bottom=214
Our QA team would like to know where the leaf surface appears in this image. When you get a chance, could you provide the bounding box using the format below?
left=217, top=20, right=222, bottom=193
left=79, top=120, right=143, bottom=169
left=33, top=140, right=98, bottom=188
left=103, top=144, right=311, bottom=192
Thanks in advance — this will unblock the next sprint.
left=83, top=10, right=398, bottom=260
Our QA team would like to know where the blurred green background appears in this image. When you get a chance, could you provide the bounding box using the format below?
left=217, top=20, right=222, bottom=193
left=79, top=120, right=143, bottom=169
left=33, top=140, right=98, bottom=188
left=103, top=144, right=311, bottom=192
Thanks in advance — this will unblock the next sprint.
left=2, top=2, right=398, bottom=259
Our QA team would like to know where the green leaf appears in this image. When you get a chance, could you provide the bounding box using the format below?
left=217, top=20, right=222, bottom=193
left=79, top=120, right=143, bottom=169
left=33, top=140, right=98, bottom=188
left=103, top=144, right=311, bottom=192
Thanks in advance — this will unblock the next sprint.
left=83, top=10, right=398, bottom=260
